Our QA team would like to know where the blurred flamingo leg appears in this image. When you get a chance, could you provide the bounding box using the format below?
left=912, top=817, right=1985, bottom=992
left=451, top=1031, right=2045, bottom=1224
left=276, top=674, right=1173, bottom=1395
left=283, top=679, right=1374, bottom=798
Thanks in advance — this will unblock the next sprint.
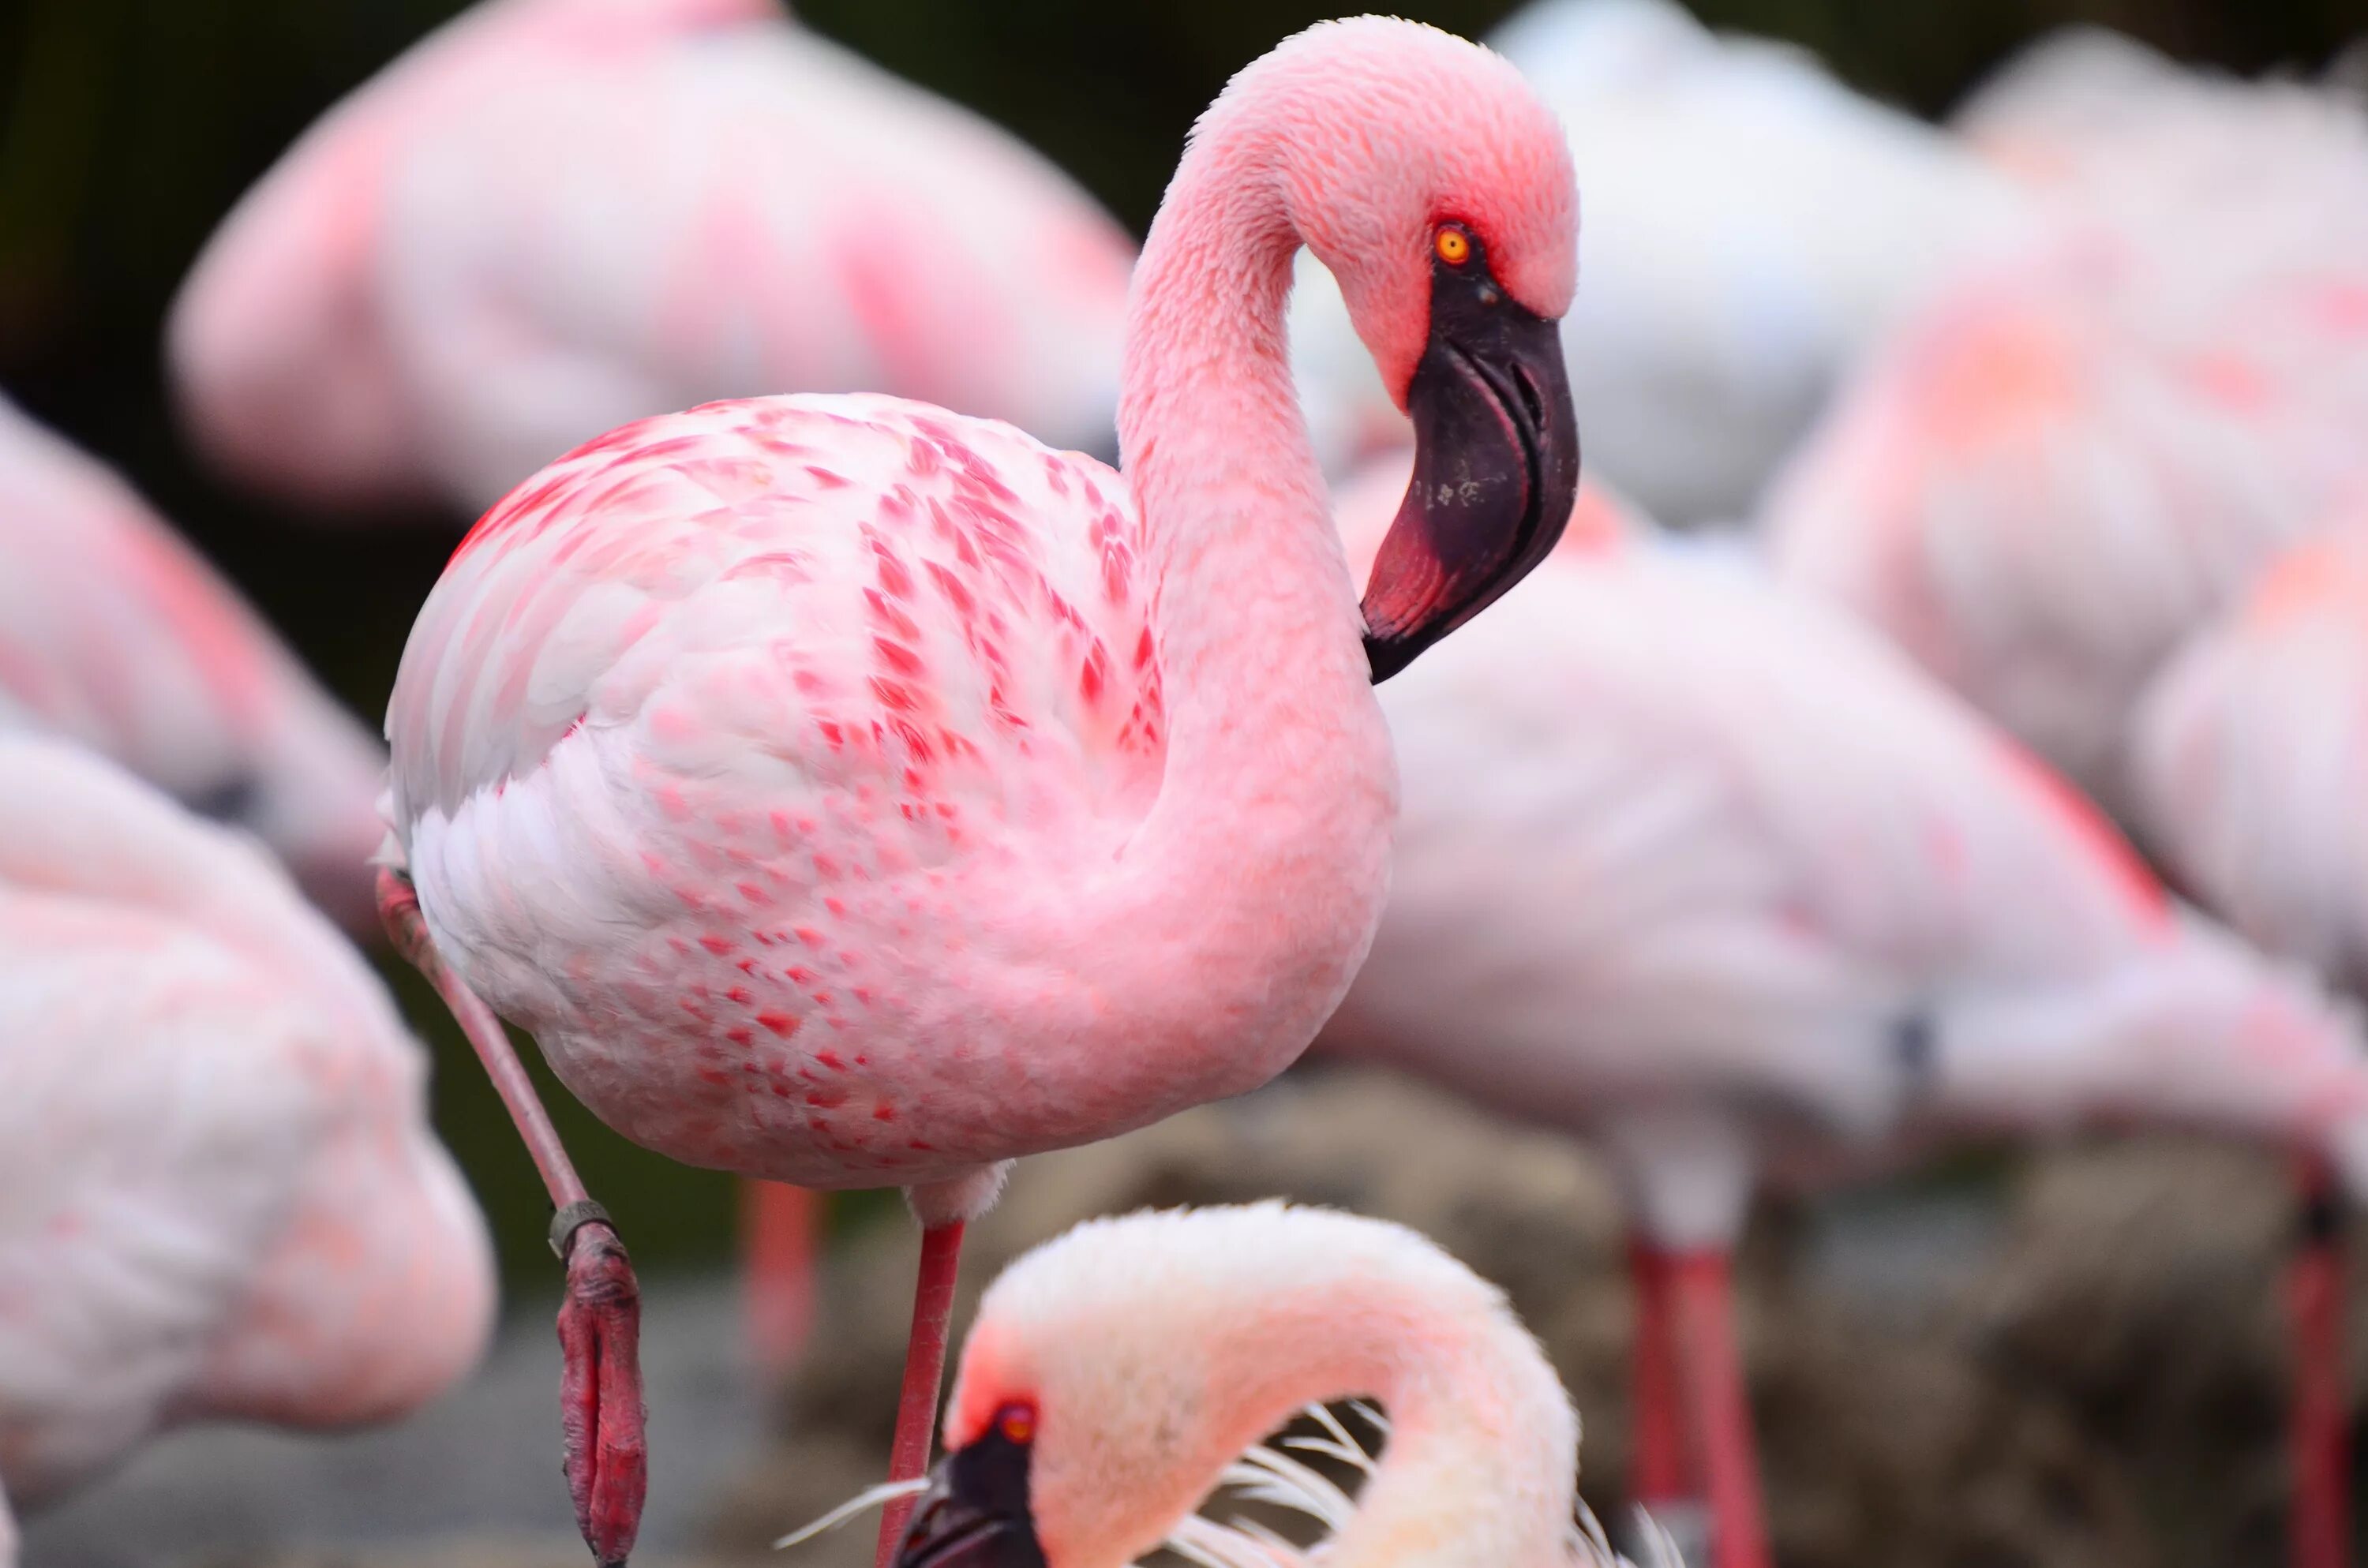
left=742, top=1178, right=821, bottom=1382
left=1669, top=1247, right=1771, bottom=1568
left=2289, top=1151, right=2351, bottom=1568
left=1628, top=1236, right=1693, bottom=1503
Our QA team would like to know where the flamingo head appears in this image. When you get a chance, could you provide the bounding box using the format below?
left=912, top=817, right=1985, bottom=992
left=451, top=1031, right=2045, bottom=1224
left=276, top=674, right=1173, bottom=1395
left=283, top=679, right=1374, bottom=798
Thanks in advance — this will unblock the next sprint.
left=890, top=1204, right=1517, bottom=1568
left=890, top=1207, right=1302, bottom=1568
left=1253, top=19, right=1582, bottom=679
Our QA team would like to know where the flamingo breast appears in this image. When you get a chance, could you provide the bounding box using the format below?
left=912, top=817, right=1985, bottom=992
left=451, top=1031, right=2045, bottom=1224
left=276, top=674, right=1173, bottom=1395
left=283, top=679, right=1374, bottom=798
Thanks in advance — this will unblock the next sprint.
left=388, top=395, right=1167, bottom=1184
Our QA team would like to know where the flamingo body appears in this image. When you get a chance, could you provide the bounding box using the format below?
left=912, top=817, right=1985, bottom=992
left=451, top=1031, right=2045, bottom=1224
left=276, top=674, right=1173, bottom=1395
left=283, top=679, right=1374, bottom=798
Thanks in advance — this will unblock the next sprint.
left=170, top=0, right=1137, bottom=515
left=1328, top=456, right=2368, bottom=1225
left=0, top=736, right=494, bottom=1553
left=388, top=393, right=1324, bottom=1189
left=0, top=396, right=387, bottom=927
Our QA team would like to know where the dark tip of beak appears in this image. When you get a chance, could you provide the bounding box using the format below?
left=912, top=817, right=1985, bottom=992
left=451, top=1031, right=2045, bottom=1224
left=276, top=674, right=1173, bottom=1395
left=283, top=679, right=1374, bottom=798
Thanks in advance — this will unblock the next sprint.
left=895, top=1488, right=1017, bottom=1568
left=1359, top=241, right=1579, bottom=682
left=890, top=1428, right=1045, bottom=1568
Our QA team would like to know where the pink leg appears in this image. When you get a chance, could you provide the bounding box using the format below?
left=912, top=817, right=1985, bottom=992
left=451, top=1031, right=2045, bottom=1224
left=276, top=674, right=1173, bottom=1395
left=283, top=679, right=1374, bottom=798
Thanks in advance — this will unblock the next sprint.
left=1669, top=1248, right=1771, bottom=1568
left=875, top=1220, right=967, bottom=1568
left=742, top=1179, right=821, bottom=1383
left=380, top=869, right=646, bottom=1567
left=1628, top=1237, right=1693, bottom=1506
left=2290, top=1152, right=2350, bottom=1568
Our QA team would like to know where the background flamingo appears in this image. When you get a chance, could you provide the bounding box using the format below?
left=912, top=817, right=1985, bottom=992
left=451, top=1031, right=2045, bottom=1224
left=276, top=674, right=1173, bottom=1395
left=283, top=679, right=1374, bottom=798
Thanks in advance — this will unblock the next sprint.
left=1954, top=25, right=2356, bottom=205
left=877, top=1202, right=1640, bottom=1568
left=167, top=0, right=1140, bottom=519
left=0, top=393, right=388, bottom=931
left=0, top=733, right=496, bottom=1565
left=378, top=20, right=1580, bottom=1565
left=1321, top=451, right=2368, bottom=1568
left=2132, top=518, right=2368, bottom=1568
left=1763, top=32, right=2368, bottom=821
left=1286, top=0, right=2033, bottom=524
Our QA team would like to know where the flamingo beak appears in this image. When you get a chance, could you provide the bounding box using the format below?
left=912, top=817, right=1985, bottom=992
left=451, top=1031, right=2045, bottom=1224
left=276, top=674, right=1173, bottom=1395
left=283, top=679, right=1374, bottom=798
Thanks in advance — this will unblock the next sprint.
left=890, top=1428, right=1046, bottom=1568
left=1360, top=246, right=1579, bottom=682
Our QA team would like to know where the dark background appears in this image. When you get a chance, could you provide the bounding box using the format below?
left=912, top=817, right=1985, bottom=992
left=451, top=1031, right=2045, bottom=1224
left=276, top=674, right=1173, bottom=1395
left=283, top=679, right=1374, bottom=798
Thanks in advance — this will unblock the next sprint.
left=2, top=0, right=2362, bottom=1278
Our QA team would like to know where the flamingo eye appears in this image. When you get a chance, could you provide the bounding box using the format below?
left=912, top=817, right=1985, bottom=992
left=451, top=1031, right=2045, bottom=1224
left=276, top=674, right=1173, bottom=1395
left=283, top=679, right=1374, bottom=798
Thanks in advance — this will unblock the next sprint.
left=995, top=1401, right=1037, bottom=1445
left=1433, top=224, right=1472, bottom=265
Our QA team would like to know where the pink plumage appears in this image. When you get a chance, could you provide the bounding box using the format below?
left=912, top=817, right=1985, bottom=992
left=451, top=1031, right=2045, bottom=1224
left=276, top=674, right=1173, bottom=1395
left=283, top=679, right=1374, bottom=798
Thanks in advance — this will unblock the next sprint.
left=0, top=735, right=494, bottom=1559
left=1325, top=449, right=2368, bottom=1568
left=391, top=395, right=1220, bottom=1189
left=169, top=0, right=1137, bottom=516
left=0, top=395, right=387, bottom=930
left=1765, top=37, right=2368, bottom=818
left=1336, top=476, right=2368, bottom=1173
left=2136, top=515, right=2368, bottom=993
left=379, top=18, right=1584, bottom=1562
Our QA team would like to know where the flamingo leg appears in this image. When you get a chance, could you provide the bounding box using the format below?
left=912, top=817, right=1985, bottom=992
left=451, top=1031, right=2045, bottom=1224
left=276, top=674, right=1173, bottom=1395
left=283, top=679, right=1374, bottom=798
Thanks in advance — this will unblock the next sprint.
left=1668, top=1247, right=1771, bottom=1568
left=379, top=868, right=647, bottom=1567
left=875, top=1219, right=967, bottom=1568
left=2290, top=1151, right=2351, bottom=1568
left=1628, top=1237, right=1694, bottom=1503
left=1630, top=1237, right=1713, bottom=1565
left=742, top=1179, right=821, bottom=1383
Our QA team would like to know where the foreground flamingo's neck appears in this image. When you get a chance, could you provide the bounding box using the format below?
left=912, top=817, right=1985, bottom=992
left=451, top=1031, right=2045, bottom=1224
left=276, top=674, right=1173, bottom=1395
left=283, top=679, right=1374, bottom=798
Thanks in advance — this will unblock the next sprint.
left=1177, top=1247, right=1578, bottom=1568
left=1083, top=90, right=1396, bottom=1080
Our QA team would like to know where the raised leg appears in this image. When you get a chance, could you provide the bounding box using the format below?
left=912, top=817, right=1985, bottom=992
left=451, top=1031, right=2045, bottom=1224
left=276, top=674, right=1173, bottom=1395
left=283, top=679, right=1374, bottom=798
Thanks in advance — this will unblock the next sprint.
left=1668, top=1247, right=1771, bottom=1568
left=2290, top=1151, right=2351, bottom=1568
left=743, top=1179, right=821, bottom=1382
left=379, top=868, right=646, bottom=1567
left=875, top=1220, right=968, bottom=1568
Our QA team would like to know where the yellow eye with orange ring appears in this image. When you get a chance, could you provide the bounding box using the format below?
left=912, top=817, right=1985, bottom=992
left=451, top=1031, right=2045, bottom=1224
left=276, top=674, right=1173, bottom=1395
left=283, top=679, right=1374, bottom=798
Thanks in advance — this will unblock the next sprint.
left=996, top=1402, right=1036, bottom=1445
left=1434, top=225, right=1472, bottom=265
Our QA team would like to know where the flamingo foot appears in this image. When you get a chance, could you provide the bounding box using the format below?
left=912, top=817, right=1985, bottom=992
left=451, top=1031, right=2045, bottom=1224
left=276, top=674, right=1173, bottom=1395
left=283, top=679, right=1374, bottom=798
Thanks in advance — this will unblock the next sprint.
left=875, top=1220, right=968, bottom=1568
left=558, top=1214, right=647, bottom=1568
left=2288, top=1153, right=2350, bottom=1568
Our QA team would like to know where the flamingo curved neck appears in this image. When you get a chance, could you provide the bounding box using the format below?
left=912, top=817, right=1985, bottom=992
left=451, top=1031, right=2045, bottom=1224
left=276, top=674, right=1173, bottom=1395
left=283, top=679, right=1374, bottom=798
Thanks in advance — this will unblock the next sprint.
left=1070, top=107, right=1394, bottom=1099
left=1175, top=1266, right=1579, bottom=1568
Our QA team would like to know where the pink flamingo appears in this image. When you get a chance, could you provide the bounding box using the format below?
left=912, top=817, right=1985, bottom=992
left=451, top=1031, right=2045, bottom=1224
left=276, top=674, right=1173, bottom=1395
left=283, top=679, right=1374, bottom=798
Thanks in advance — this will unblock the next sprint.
left=377, top=20, right=1580, bottom=1566
left=1319, top=450, right=2368, bottom=1568
left=2134, top=515, right=2368, bottom=1568
left=1763, top=36, right=2368, bottom=822
left=0, top=734, right=495, bottom=1565
left=859, top=1202, right=1647, bottom=1568
left=0, top=394, right=388, bottom=931
left=168, top=0, right=1138, bottom=518
left=1954, top=25, right=2366, bottom=208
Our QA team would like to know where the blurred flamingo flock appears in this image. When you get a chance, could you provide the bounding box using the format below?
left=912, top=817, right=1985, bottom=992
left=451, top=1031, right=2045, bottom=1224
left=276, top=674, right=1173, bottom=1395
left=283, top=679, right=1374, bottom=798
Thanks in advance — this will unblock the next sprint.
left=5, top=2, right=2368, bottom=1567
